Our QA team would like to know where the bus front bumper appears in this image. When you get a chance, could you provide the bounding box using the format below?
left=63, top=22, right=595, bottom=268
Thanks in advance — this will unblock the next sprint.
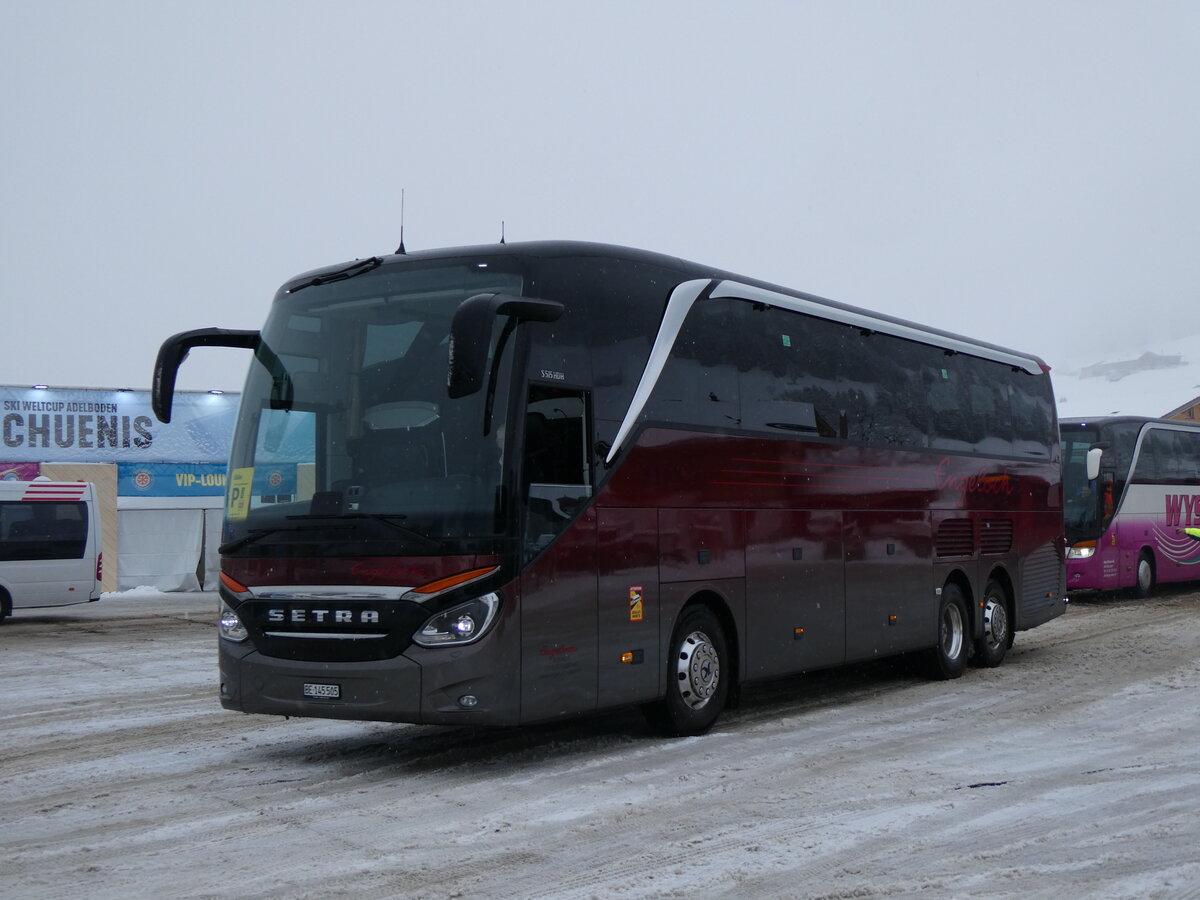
left=218, top=639, right=521, bottom=726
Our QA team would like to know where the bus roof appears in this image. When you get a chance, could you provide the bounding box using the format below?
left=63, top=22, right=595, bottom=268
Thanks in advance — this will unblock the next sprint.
left=1060, top=416, right=1200, bottom=430
left=278, top=240, right=1052, bottom=375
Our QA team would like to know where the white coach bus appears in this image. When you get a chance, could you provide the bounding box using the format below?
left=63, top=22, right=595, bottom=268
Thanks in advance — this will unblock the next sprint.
left=0, top=480, right=102, bottom=622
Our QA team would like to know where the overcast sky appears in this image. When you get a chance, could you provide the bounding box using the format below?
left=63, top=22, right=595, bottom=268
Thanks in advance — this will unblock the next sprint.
left=2, top=1, right=1197, bottom=394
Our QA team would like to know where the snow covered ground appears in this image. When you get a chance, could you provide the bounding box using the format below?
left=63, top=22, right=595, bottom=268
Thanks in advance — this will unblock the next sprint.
left=3, top=588, right=1200, bottom=899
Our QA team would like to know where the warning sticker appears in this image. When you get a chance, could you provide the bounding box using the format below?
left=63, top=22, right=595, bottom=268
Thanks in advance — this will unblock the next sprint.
left=629, top=586, right=644, bottom=622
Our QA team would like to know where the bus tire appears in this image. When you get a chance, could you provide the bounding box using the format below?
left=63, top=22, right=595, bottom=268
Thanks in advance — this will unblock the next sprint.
left=1131, top=551, right=1155, bottom=599
left=972, top=579, right=1010, bottom=668
left=926, top=583, right=969, bottom=680
left=645, top=606, right=729, bottom=737
left=0, top=589, right=10, bottom=624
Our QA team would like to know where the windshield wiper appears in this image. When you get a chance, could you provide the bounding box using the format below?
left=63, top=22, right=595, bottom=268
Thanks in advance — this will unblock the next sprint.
left=219, top=526, right=306, bottom=554
left=288, top=257, right=383, bottom=293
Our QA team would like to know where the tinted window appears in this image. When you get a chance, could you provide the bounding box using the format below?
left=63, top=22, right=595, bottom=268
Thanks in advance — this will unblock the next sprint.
left=522, top=385, right=591, bottom=560
left=1134, top=428, right=1200, bottom=484
left=0, top=501, right=88, bottom=561
left=644, top=294, right=1053, bottom=458
left=647, top=296, right=741, bottom=431
left=713, top=305, right=931, bottom=448
left=1181, top=431, right=1200, bottom=482
left=925, top=353, right=1016, bottom=455
left=530, top=256, right=685, bottom=451
left=738, top=306, right=851, bottom=438
left=1009, top=370, right=1055, bottom=458
left=843, top=330, right=928, bottom=448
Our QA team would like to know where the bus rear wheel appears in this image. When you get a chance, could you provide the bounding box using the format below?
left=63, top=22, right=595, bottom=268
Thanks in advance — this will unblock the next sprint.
left=972, top=580, right=1010, bottom=668
left=645, top=606, right=730, bottom=737
left=1131, top=552, right=1155, bottom=599
left=926, top=583, right=969, bottom=680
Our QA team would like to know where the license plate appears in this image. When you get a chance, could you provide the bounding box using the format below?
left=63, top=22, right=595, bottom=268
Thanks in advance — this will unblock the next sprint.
left=303, top=682, right=341, bottom=699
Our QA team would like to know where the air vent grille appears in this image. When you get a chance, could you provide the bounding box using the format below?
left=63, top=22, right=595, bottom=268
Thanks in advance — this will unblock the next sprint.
left=936, top=519, right=974, bottom=558
left=980, top=519, right=1014, bottom=555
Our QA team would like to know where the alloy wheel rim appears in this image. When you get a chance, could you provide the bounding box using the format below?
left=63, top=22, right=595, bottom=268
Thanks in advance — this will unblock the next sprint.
left=982, top=596, right=1008, bottom=649
left=676, top=630, right=719, bottom=710
left=941, top=603, right=964, bottom=660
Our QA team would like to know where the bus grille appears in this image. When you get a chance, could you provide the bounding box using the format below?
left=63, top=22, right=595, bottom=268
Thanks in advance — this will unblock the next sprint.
left=1020, top=543, right=1061, bottom=618
left=935, top=519, right=974, bottom=557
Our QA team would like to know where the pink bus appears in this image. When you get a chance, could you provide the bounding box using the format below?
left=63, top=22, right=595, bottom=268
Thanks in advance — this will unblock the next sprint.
left=154, top=241, right=1066, bottom=735
left=1062, top=416, right=1200, bottom=597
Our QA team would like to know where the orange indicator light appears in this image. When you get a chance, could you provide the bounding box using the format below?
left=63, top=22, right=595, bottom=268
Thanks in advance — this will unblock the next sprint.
left=220, top=571, right=249, bottom=594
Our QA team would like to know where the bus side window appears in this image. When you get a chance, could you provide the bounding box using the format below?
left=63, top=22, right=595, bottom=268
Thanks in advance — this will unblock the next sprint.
left=1009, top=374, right=1055, bottom=458
left=1182, top=431, right=1200, bottom=483
left=1160, top=431, right=1192, bottom=483
left=522, top=385, right=592, bottom=560
left=1134, top=430, right=1166, bottom=483
left=0, top=501, right=87, bottom=561
left=850, top=331, right=928, bottom=449
left=739, top=307, right=849, bottom=439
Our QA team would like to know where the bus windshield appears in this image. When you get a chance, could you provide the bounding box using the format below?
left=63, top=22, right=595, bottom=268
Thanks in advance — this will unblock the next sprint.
left=1061, top=427, right=1103, bottom=543
left=1060, top=420, right=1139, bottom=544
left=223, top=259, right=524, bottom=557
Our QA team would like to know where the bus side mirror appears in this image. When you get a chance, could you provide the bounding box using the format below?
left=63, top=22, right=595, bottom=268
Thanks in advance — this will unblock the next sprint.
left=1085, top=447, right=1103, bottom=482
left=153, top=327, right=260, bottom=423
left=447, top=293, right=564, bottom=399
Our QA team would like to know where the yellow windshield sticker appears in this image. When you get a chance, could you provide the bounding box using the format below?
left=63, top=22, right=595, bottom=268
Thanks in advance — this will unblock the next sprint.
left=227, top=467, right=254, bottom=520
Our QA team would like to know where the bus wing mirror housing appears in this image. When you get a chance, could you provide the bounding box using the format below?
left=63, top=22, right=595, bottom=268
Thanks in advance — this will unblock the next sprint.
left=153, top=327, right=260, bottom=423
left=447, top=293, right=563, bottom=399
left=1086, top=446, right=1104, bottom=482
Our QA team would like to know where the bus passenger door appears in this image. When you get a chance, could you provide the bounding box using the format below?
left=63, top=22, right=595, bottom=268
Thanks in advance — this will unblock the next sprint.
left=843, top=510, right=933, bottom=660
left=518, top=386, right=599, bottom=723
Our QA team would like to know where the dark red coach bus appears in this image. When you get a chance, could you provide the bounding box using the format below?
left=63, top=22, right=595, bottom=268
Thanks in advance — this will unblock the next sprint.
left=153, top=241, right=1066, bottom=736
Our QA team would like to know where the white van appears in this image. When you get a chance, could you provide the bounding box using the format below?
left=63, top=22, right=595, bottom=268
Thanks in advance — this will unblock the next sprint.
left=0, top=480, right=102, bottom=622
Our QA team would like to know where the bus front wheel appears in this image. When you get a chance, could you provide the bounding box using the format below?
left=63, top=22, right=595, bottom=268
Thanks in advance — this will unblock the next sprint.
left=1131, top=551, right=1156, bottom=599
left=645, top=606, right=730, bottom=737
left=926, top=584, right=969, bottom=680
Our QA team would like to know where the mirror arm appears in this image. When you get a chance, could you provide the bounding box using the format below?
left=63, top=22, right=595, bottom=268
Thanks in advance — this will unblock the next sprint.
left=152, top=328, right=260, bottom=423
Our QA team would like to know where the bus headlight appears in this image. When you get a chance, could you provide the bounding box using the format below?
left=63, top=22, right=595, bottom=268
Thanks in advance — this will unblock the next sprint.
left=1066, top=542, right=1096, bottom=560
left=219, top=603, right=249, bottom=642
left=413, top=593, right=500, bottom=647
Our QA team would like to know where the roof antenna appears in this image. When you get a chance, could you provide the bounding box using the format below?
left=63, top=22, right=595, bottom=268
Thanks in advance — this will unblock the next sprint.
left=499, top=220, right=505, bottom=244
left=395, top=189, right=407, bottom=255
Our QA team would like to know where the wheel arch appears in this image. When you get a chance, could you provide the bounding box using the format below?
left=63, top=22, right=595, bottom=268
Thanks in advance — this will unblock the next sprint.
left=985, top=565, right=1016, bottom=610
